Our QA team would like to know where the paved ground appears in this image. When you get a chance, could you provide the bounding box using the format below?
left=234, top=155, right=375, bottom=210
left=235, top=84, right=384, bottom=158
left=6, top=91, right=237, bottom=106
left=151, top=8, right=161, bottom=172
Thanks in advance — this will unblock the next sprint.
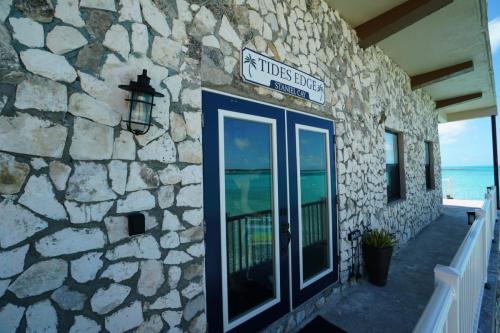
left=318, top=205, right=472, bottom=333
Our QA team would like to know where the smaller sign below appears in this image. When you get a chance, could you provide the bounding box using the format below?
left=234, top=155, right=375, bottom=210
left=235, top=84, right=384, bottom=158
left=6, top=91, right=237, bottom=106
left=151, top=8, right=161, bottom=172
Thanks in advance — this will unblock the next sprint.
left=240, top=48, right=325, bottom=105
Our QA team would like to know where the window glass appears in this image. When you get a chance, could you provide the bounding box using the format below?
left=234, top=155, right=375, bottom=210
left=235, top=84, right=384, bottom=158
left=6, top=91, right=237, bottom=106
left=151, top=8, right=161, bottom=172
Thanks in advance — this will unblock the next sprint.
left=385, top=132, right=398, bottom=164
left=298, top=129, right=330, bottom=282
left=385, top=131, right=400, bottom=201
left=425, top=142, right=433, bottom=189
left=224, top=117, right=277, bottom=321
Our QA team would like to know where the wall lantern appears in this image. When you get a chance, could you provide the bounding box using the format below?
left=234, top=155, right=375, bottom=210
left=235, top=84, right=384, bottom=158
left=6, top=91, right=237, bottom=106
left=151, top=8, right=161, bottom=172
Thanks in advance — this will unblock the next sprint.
left=118, top=69, right=164, bottom=135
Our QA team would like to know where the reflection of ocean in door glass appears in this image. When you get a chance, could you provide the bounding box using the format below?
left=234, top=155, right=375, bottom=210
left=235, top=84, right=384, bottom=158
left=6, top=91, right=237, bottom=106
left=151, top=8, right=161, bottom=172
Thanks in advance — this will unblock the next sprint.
left=298, top=129, right=330, bottom=281
left=225, top=171, right=327, bottom=217
left=223, top=117, right=276, bottom=321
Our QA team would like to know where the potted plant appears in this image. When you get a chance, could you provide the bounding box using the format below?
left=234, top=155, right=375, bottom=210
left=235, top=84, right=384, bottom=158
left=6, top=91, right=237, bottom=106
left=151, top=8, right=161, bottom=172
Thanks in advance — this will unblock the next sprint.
left=362, top=230, right=396, bottom=286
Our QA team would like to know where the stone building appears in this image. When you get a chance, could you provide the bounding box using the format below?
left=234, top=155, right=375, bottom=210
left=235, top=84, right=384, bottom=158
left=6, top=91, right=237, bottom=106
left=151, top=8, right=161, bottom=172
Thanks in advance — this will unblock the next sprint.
left=0, top=0, right=495, bottom=332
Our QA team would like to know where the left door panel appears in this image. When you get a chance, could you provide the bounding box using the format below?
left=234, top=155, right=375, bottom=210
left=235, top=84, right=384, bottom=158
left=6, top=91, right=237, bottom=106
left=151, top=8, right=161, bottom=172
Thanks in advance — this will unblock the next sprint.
left=203, top=91, right=290, bottom=333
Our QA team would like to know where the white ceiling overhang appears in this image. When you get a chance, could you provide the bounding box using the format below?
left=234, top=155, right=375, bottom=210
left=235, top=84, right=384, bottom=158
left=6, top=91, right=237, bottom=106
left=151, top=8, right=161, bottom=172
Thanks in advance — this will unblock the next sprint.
left=327, top=0, right=497, bottom=123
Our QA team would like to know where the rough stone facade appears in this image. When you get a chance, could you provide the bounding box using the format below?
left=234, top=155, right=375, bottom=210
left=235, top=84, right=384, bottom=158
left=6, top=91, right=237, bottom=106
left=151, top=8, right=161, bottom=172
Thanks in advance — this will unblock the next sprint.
left=0, top=0, right=441, bottom=332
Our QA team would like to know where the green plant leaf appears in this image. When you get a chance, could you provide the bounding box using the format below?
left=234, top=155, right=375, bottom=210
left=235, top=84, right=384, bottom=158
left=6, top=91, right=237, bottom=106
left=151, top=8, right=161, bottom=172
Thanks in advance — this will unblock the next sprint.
left=362, top=229, right=396, bottom=248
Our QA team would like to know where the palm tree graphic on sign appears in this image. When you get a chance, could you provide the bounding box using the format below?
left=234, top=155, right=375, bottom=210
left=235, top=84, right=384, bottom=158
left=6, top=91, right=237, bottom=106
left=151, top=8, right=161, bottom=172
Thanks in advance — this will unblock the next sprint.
left=318, top=85, right=324, bottom=103
left=244, top=54, right=257, bottom=78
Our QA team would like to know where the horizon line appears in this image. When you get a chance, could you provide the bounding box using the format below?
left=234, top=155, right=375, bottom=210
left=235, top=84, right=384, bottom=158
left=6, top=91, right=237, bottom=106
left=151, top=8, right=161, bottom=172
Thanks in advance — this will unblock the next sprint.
left=442, top=165, right=496, bottom=168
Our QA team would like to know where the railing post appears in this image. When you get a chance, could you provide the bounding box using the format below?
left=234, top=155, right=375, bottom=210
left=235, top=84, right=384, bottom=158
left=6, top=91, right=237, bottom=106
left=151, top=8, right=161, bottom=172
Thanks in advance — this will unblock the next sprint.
left=476, top=207, right=490, bottom=281
left=435, top=265, right=461, bottom=333
left=492, top=187, right=497, bottom=227
left=491, top=116, right=499, bottom=209
left=471, top=202, right=491, bottom=283
left=488, top=189, right=494, bottom=232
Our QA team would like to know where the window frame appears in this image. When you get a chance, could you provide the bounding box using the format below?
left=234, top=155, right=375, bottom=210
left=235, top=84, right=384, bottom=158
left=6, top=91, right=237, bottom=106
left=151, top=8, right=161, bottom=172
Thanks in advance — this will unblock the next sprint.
left=424, top=141, right=435, bottom=190
left=218, top=109, right=281, bottom=331
left=385, top=129, right=406, bottom=203
left=295, top=124, right=333, bottom=289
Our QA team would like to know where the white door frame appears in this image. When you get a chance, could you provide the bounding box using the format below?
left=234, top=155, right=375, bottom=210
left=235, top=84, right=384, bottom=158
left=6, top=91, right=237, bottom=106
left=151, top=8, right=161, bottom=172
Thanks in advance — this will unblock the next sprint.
left=294, top=124, right=334, bottom=289
left=218, top=109, right=281, bottom=332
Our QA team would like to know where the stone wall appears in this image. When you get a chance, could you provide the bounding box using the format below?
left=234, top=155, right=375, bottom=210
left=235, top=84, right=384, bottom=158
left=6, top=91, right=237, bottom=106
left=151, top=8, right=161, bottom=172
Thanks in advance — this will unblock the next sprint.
left=198, top=0, right=442, bottom=296
left=0, top=0, right=204, bottom=332
left=0, top=0, right=442, bottom=332
left=194, top=1, right=442, bottom=331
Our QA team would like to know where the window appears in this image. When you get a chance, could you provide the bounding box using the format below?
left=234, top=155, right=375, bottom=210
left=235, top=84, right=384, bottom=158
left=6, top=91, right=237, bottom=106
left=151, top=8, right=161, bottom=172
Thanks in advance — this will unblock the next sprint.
left=425, top=141, right=434, bottom=190
left=385, top=130, right=404, bottom=202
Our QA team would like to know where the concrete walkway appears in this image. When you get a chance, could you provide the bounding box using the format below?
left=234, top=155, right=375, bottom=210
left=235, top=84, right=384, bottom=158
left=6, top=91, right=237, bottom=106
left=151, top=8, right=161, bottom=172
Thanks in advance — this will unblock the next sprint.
left=318, top=205, right=472, bottom=333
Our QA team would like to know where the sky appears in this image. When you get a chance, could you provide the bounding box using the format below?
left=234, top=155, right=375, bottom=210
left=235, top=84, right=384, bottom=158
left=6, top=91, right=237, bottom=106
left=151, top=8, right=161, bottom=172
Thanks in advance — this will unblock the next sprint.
left=438, top=1, right=500, bottom=167
left=224, top=117, right=271, bottom=170
left=224, top=119, right=327, bottom=171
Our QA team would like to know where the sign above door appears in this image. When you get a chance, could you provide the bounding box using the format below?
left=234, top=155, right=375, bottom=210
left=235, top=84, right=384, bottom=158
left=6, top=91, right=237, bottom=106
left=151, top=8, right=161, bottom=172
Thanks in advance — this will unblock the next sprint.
left=240, top=48, right=325, bottom=105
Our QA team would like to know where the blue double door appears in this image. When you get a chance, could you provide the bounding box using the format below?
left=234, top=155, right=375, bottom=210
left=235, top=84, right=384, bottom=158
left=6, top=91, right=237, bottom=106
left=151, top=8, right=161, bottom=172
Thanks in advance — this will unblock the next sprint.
left=203, top=91, right=338, bottom=333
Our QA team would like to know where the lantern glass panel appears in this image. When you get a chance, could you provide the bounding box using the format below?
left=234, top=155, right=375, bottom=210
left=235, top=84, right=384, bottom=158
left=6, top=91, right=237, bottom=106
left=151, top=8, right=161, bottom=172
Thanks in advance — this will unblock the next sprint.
left=129, top=91, right=153, bottom=133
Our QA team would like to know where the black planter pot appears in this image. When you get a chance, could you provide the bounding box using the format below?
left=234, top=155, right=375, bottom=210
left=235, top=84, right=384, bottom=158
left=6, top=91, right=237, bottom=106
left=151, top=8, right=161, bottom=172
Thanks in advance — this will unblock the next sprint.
left=362, top=244, right=393, bottom=286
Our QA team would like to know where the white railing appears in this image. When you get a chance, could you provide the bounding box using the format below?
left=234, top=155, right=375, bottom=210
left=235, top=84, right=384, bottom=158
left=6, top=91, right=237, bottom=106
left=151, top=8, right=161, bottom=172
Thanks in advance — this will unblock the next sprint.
left=442, top=177, right=454, bottom=199
left=414, top=186, right=497, bottom=333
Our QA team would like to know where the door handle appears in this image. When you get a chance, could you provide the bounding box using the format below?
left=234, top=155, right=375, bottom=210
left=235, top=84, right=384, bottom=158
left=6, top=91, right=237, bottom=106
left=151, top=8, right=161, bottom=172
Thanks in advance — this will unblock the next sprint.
left=279, top=208, right=290, bottom=255
left=280, top=223, right=291, bottom=255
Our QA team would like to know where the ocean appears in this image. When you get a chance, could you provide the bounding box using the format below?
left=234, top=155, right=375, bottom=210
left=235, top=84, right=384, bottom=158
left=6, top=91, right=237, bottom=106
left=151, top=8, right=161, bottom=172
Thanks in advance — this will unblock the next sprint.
left=224, top=167, right=496, bottom=213
left=442, top=166, right=496, bottom=200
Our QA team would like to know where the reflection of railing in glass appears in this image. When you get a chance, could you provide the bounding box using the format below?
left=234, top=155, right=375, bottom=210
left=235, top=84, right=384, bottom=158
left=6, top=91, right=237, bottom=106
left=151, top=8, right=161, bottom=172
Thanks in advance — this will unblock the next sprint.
left=226, top=209, right=274, bottom=319
left=226, top=198, right=328, bottom=274
left=226, top=209, right=273, bottom=274
left=301, top=198, right=328, bottom=247
left=301, top=198, right=329, bottom=280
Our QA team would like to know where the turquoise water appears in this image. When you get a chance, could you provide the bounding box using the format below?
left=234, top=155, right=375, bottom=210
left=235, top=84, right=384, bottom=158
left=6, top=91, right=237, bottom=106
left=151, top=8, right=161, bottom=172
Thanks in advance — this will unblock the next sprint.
left=225, top=167, right=496, bottom=210
left=225, top=170, right=327, bottom=217
left=442, top=166, right=496, bottom=200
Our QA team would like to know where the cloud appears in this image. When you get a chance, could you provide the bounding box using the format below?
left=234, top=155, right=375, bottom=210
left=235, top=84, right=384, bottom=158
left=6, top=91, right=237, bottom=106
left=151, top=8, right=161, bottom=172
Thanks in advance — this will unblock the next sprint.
left=234, top=138, right=250, bottom=150
left=438, top=121, right=468, bottom=144
left=489, top=17, right=500, bottom=55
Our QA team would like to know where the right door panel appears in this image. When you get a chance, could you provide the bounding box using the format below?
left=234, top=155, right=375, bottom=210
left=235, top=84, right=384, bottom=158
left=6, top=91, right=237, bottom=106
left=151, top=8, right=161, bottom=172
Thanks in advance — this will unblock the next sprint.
left=287, top=111, right=338, bottom=308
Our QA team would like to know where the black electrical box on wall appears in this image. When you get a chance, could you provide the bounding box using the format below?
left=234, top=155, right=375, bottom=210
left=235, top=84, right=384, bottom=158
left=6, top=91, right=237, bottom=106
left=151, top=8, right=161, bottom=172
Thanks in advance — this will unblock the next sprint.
left=128, top=213, right=145, bottom=236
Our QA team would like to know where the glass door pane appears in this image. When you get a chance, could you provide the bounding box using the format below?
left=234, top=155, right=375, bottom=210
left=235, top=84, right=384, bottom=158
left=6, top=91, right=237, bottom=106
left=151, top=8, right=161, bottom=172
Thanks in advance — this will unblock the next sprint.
left=286, top=111, right=337, bottom=308
left=223, top=116, right=277, bottom=323
left=203, top=91, right=289, bottom=333
left=297, top=128, right=331, bottom=283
